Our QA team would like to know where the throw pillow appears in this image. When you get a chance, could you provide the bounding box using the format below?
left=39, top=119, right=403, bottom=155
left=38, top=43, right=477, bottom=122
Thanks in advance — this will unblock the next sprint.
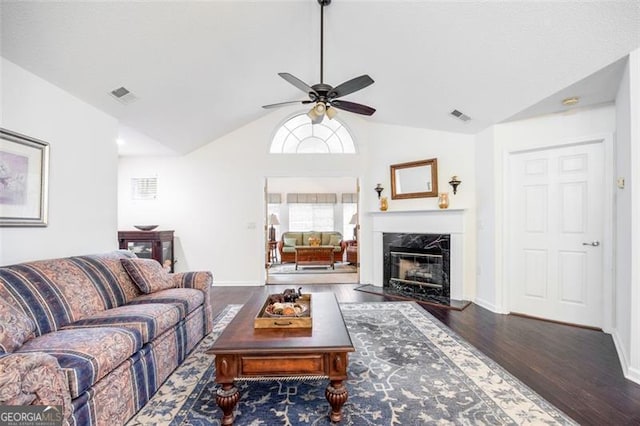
left=121, top=258, right=174, bottom=294
left=284, top=238, right=297, bottom=247
left=329, top=235, right=342, bottom=246
left=0, top=299, right=36, bottom=353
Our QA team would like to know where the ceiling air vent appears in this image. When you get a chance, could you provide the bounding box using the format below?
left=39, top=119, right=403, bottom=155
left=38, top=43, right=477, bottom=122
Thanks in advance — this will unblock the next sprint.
left=450, top=109, right=471, bottom=122
left=109, top=86, right=138, bottom=105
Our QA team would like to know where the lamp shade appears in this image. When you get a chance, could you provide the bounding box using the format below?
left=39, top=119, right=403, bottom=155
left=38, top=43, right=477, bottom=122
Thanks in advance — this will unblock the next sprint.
left=349, top=213, right=358, bottom=225
left=269, top=214, right=280, bottom=226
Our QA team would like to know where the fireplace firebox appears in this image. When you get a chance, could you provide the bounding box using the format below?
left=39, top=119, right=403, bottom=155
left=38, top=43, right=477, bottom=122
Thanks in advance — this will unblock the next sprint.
left=383, top=233, right=450, bottom=305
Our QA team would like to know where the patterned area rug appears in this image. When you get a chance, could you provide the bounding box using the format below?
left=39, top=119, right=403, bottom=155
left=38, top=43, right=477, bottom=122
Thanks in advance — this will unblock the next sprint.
left=127, top=302, right=577, bottom=425
left=269, top=262, right=357, bottom=274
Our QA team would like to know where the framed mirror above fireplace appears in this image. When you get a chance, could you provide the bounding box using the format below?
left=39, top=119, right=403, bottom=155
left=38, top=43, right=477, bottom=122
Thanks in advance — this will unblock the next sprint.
left=390, top=158, right=438, bottom=199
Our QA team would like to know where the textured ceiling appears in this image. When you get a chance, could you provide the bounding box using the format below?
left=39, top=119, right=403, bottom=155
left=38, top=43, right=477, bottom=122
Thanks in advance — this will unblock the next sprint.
left=1, top=1, right=639, bottom=155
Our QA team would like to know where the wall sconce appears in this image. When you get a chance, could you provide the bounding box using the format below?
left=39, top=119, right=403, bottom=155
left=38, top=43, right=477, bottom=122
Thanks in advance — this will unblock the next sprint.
left=448, top=176, right=461, bottom=195
left=374, top=183, right=384, bottom=199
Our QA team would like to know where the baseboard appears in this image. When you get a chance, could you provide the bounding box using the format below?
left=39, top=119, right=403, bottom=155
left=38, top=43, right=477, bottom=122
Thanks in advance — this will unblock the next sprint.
left=473, top=297, right=503, bottom=314
left=611, top=330, right=640, bottom=385
left=212, top=281, right=264, bottom=287
left=628, top=366, right=640, bottom=385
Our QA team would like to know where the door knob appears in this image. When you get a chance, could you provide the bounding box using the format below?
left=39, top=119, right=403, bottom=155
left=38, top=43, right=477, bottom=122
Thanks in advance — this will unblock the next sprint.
left=582, top=241, right=600, bottom=247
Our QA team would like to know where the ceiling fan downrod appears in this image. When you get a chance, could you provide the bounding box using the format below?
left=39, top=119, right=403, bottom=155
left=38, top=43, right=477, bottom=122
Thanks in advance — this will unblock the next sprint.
left=318, top=0, right=331, bottom=84
left=261, top=0, right=375, bottom=120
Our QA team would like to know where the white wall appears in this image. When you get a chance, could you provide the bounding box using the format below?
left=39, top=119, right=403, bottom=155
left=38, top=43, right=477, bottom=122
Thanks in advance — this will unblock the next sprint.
left=474, top=126, right=498, bottom=310
left=118, top=110, right=476, bottom=294
left=629, top=49, right=640, bottom=384
left=614, top=49, right=640, bottom=384
left=476, top=104, right=617, bottom=314
left=614, top=55, right=633, bottom=378
left=0, top=59, right=119, bottom=265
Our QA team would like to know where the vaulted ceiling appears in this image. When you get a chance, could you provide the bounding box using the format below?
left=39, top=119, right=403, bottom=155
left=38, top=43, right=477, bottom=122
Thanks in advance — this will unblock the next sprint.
left=1, top=1, right=639, bottom=155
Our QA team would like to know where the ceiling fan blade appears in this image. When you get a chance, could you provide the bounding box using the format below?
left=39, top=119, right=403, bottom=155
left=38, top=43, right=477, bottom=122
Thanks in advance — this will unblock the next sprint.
left=262, top=100, right=312, bottom=109
left=278, top=73, right=318, bottom=96
left=327, top=75, right=374, bottom=99
left=330, top=100, right=376, bottom=116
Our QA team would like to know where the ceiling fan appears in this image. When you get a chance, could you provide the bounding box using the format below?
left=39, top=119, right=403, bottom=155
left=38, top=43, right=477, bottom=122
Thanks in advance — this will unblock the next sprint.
left=262, top=0, right=376, bottom=124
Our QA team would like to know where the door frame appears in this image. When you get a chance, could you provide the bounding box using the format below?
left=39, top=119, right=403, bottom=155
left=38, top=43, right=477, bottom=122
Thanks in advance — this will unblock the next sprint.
left=501, top=134, right=614, bottom=332
left=263, top=175, right=361, bottom=284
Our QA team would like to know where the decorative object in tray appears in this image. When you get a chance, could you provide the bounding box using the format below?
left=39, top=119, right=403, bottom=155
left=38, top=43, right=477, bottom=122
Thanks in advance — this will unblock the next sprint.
left=255, top=287, right=312, bottom=329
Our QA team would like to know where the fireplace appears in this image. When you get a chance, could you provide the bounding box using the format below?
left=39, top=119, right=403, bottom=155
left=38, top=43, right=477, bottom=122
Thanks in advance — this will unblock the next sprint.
left=364, top=208, right=468, bottom=309
left=383, top=233, right=450, bottom=305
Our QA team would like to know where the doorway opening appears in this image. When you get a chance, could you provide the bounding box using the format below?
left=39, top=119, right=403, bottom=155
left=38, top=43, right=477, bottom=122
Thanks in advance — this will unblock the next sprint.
left=265, top=176, right=359, bottom=285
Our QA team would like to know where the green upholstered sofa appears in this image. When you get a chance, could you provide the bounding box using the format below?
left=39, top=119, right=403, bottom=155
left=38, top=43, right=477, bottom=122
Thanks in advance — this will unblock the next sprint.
left=277, top=231, right=346, bottom=264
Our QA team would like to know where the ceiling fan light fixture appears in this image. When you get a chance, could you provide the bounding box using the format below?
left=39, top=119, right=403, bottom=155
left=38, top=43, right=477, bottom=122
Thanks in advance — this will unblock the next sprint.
left=326, top=106, right=337, bottom=119
left=307, top=104, right=325, bottom=124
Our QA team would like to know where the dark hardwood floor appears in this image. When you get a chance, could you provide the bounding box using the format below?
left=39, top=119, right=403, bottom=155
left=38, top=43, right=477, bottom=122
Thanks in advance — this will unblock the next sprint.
left=210, top=284, right=640, bottom=425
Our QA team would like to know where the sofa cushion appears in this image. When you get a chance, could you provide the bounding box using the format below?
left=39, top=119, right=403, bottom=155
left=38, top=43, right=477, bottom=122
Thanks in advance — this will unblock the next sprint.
left=0, top=299, right=35, bottom=353
left=302, top=232, right=321, bottom=245
left=62, top=303, right=182, bottom=344
left=282, top=232, right=303, bottom=246
left=321, top=232, right=342, bottom=245
left=69, top=251, right=142, bottom=308
left=283, top=238, right=297, bottom=247
left=0, top=260, right=117, bottom=336
left=328, top=235, right=342, bottom=246
left=126, top=288, right=204, bottom=320
left=17, top=327, right=142, bottom=398
left=121, top=258, right=173, bottom=294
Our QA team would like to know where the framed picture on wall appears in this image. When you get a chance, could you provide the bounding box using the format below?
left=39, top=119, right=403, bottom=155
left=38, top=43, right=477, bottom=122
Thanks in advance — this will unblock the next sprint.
left=0, top=128, right=50, bottom=227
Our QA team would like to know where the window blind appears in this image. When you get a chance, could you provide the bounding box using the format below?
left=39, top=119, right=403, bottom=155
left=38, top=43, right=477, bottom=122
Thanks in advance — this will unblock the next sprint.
left=286, top=193, right=337, bottom=204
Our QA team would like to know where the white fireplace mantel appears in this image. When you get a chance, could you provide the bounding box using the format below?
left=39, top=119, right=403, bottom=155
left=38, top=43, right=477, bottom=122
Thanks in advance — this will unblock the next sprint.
left=370, top=208, right=466, bottom=234
left=370, top=208, right=467, bottom=300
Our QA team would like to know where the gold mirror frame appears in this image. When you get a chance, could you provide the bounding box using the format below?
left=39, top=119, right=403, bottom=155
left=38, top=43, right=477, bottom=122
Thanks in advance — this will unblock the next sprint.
left=390, top=158, right=438, bottom=199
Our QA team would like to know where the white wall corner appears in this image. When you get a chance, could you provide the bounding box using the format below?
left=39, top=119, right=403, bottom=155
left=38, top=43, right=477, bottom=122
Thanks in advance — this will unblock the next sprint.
left=627, top=366, right=640, bottom=385
left=473, top=296, right=505, bottom=314
left=628, top=47, right=640, bottom=379
left=612, top=329, right=640, bottom=385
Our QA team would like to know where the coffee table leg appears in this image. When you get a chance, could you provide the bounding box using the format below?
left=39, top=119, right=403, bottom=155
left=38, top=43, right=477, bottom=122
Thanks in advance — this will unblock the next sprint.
left=216, top=383, right=239, bottom=425
left=325, top=380, right=348, bottom=422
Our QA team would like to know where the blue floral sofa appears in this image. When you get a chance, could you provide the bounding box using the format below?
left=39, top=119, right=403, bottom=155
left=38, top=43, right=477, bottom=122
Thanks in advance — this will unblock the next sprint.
left=0, top=250, right=213, bottom=425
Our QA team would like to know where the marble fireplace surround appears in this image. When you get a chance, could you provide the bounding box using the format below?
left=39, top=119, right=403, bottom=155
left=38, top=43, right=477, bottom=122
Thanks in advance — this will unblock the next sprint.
left=371, top=209, right=466, bottom=301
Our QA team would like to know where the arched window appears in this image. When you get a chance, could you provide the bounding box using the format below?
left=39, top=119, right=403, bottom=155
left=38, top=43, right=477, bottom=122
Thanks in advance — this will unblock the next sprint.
left=269, top=113, right=356, bottom=154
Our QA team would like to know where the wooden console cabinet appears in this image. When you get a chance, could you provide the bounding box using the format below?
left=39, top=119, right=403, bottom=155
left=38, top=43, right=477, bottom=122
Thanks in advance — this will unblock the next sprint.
left=118, top=230, right=175, bottom=272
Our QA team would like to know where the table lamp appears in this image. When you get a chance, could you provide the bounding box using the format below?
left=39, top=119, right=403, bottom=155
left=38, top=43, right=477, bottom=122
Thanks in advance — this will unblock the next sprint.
left=349, top=213, right=358, bottom=240
left=269, top=214, right=280, bottom=241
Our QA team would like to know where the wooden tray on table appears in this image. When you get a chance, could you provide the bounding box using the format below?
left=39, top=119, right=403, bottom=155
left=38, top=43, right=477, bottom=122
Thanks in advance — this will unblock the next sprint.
left=254, top=293, right=312, bottom=329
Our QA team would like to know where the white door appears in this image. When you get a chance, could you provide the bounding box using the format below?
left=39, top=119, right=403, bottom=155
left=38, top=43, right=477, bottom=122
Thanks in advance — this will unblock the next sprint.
left=508, top=142, right=604, bottom=327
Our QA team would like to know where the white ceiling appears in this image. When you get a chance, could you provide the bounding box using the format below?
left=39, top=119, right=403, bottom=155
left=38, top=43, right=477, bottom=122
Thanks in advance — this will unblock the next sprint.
left=1, top=1, right=639, bottom=156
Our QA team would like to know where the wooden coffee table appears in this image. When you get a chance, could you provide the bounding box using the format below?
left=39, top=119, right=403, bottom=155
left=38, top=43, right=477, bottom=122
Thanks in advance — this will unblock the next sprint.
left=207, top=292, right=354, bottom=425
left=295, top=245, right=335, bottom=270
